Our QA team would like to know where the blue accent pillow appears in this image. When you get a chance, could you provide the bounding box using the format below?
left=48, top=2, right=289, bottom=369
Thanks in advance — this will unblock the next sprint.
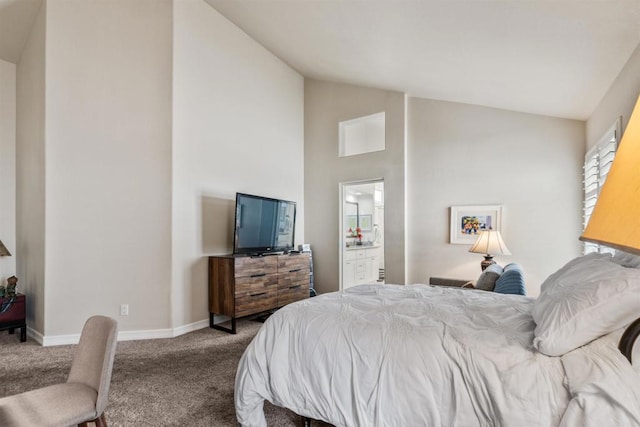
left=494, top=263, right=527, bottom=295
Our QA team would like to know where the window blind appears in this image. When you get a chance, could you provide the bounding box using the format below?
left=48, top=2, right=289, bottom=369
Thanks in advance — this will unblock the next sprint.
left=583, top=120, right=620, bottom=254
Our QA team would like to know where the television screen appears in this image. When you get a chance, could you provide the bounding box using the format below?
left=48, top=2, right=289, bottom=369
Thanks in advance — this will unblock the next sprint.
left=233, top=193, right=296, bottom=255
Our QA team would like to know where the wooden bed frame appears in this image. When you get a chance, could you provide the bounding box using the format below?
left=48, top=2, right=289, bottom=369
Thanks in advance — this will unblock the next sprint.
left=299, top=319, right=640, bottom=427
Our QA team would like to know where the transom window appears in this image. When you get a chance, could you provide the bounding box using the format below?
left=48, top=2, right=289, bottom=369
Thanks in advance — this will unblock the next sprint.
left=338, top=112, right=385, bottom=157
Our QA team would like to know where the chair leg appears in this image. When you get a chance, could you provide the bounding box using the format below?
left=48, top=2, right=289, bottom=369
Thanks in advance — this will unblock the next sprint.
left=78, top=413, right=107, bottom=427
left=95, top=413, right=108, bottom=427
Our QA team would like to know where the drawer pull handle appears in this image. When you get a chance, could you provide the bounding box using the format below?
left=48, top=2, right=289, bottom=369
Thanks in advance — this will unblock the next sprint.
left=251, top=292, right=267, bottom=297
left=289, top=285, right=301, bottom=289
left=250, top=273, right=266, bottom=278
left=289, top=268, right=301, bottom=273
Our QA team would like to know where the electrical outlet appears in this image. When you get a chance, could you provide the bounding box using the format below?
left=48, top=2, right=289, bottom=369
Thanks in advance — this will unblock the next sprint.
left=120, top=304, right=129, bottom=316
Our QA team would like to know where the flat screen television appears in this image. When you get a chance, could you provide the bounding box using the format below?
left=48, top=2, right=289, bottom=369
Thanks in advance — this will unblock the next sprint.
left=233, top=193, right=296, bottom=255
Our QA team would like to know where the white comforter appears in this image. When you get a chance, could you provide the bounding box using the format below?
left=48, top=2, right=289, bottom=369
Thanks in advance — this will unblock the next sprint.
left=235, top=284, right=640, bottom=426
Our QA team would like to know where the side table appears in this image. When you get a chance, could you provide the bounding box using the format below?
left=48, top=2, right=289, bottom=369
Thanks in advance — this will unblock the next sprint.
left=0, top=293, right=26, bottom=342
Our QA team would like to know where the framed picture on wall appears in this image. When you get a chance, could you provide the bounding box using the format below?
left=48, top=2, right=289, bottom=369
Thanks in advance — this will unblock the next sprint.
left=450, top=205, right=503, bottom=244
left=346, top=214, right=373, bottom=231
left=359, top=214, right=372, bottom=231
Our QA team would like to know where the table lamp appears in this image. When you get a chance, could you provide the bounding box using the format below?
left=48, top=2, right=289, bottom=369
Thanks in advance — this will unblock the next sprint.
left=469, top=229, right=511, bottom=271
left=580, top=94, right=640, bottom=361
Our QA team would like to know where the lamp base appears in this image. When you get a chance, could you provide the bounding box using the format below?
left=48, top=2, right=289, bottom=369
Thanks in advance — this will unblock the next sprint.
left=480, top=255, right=495, bottom=271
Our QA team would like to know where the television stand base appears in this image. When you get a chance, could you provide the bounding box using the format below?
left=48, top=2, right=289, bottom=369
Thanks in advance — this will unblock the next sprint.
left=209, top=313, right=236, bottom=334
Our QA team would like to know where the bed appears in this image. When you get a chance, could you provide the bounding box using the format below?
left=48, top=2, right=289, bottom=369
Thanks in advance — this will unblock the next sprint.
left=235, top=253, right=640, bottom=426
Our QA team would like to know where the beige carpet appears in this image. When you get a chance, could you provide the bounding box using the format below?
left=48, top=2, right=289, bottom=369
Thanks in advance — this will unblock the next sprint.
left=0, top=320, right=328, bottom=426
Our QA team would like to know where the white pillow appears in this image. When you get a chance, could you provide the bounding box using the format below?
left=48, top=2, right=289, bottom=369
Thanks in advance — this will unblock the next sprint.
left=538, top=252, right=611, bottom=294
left=532, top=255, right=640, bottom=356
left=612, top=250, right=640, bottom=269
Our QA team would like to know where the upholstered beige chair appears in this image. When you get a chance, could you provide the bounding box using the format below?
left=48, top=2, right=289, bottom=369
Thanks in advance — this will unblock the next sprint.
left=0, top=315, right=118, bottom=427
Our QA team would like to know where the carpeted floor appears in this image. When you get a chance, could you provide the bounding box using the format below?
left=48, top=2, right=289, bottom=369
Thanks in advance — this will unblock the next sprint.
left=0, top=320, right=327, bottom=426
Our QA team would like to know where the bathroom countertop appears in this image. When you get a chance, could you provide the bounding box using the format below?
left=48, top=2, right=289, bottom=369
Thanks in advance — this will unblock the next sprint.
left=345, top=244, right=380, bottom=250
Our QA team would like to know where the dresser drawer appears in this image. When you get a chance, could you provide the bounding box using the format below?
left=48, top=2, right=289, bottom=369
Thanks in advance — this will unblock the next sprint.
left=235, top=274, right=278, bottom=295
left=235, top=289, right=278, bottom=318
left=234, top=274, right=278, bottom=317
left=235, top=290, right=278, bottom=318
left=277, top=253, right=310, bottom=273
left=234, top=256, right=277, bottom=278
left=277, top=281, right=309, bottom=307
left=278, top=269, right=309, bottom=289
left=277, top=269, right=309, bottom=307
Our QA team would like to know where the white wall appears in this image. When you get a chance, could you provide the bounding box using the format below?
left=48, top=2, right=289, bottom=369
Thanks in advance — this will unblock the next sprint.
left=172, top=0, right=304, bottom=327
left=16, top=2, right=46, bottom=333
left=305, top=79, right=405, bottom=293
left=407, top=98, right=585, bottom=296
left=9, top=0, right=304, bottom=340
left=0, top=59, right=16, bottom=285
left=44, top=0, right=173, bottom=334
left=587, top=43, right=640, bottom=149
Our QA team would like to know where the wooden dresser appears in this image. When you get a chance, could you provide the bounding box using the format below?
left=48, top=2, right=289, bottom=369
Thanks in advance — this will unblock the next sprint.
left=208, top=253, right=310, bottom=333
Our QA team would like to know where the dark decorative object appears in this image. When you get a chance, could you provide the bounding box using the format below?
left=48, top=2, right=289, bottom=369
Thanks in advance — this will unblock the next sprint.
left=619, top=317, right=640, bottom=363
left=6, top=275, right=17, bottom=296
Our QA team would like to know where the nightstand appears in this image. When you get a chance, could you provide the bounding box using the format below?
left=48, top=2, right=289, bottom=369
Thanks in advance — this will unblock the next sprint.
left=0, top=293, right=26, bottom=342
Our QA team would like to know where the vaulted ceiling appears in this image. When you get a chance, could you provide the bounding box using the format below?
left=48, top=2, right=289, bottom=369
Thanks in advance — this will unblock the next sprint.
left=206, top=0, right=640, bottom=120
left=2, top=0, right=639, bottom=120
left=0, top=0, right=42, bottom=64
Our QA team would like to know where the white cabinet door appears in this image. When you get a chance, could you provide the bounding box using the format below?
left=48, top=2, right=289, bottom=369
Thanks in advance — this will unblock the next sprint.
left=343, top=260, right=356, bottom=289
left=356, top=259, right=369, bottom=284
left=344, top=248, right=381, bottom=287
left=369, top=254, right=379, bottom=282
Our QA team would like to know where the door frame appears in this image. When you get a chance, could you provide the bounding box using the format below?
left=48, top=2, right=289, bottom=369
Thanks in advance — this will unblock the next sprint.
left=338, top=178, right=385, bottom=291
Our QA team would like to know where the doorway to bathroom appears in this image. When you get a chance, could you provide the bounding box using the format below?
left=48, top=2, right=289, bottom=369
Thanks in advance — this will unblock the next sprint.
left=339, top=179, right=385, bottom=290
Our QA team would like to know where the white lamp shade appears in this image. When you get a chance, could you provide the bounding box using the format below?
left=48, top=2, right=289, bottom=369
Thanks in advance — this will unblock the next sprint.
left=468, top=230, right=511, bottom=256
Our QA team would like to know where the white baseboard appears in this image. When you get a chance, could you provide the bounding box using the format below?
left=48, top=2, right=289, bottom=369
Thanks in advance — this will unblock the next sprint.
left=27, top=326, right=44, bottom=345
left=34, top=319, right=211, bottom=347
left=172, top=318, right=210, bottom=336
left=118, top=328, right=174, bottom=342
